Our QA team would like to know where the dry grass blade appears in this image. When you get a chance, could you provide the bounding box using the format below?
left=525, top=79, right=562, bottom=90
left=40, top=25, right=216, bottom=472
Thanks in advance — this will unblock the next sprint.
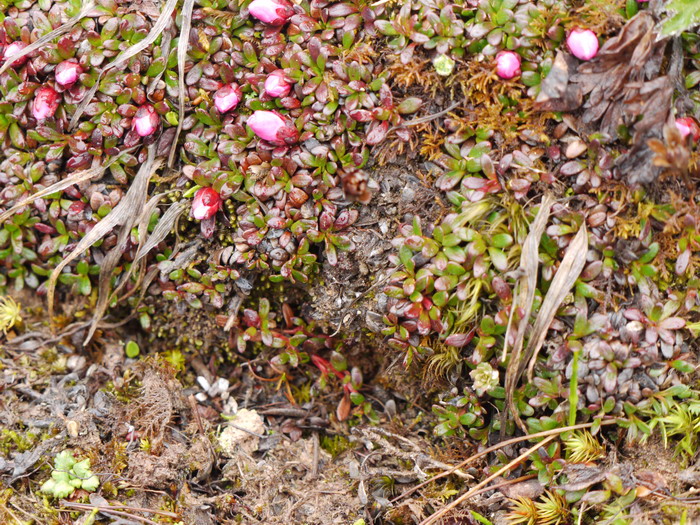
left=147, top=29, right=173, bottom=96
left=168, top=0, right=196, bottom=167
left=0, top=2, right=96, bottom=77
left=419, top=435, right=558, bottom=525
left=92, top=192, right=165, bottom=313
left=391, top=419, right=619, bottom=505
left=46, top=148, right=159, bottom=325
left=134, top=199, right=187, bottom=262
left=523, top=224, right=588, bottom=382
left=69, top=0, right=179, bottom=129
left=0, top=151, right=131, bottom=225
left=82, top=150, right=163, bottom=344
left=99, top=194, right=180, bottom=313
left=503, top=194, right=554, bottom=432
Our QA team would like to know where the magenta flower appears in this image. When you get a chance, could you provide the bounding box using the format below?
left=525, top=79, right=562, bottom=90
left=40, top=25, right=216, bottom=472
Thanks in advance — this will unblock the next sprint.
left=495, top=51, right=521, bottom=80
left=32, top=87, right=59, bottom=120
left=214, top=83, right=242, bottom=113
left=676, top=117, right=700, bottom=142
left=567, top=29, right=599, bottom=61
left=132, top=104, right=159, bottom=137
left=55, top=60, right=83, bottom=87
left=3, top=41, right=27, bottom=68
left=264, top=70, right=292, bottom=98
left=247, top=110, right=298, bottom=145
left=192, top=187, right=222, bottom=220
left=248, top=0, right=294, bottom=25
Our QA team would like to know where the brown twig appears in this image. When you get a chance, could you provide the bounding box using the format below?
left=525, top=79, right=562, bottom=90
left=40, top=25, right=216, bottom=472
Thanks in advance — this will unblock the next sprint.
left=390, top=419, right=619, bottom=504
left=419, top=435, right=558, bottom=525
left=60, top=502, right=170, bottom=525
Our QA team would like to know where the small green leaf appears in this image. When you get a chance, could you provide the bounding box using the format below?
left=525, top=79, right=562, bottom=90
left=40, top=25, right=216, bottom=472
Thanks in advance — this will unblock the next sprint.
left=125, top=340, right=140, bottom=358
left=82, top=474, right=100, bottom=492
left=661, top=0, right=700, bottom=37
left=54, top=450, right=76, bottom=472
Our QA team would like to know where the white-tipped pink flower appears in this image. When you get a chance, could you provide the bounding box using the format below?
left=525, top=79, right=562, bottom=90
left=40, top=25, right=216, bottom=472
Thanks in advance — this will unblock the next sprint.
left=567, top=28, right=599, bottom=61
left=192, top=187, right=222, bottom=220
left=214, top=83, right=242, bottom=113
left=32, top=86, right=59, bottom=120
left=247, top=110, right=299, bottom=145
left=3, top=41, right=27, bottom=68
left=55, top=60, right=82, bottom=87
left=676, top=117, right=700, bottom=142
left=248, top=0, right=294, bottom=25
left=132, top=104, right=159, bottom=137
left=264, top=70, right=292, bottom=98
left=495, top=51, right=521, bottom=80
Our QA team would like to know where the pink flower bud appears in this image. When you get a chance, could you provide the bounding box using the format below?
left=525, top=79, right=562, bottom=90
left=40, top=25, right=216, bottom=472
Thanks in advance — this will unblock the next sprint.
left=132, top=104, right=159, bottom=137
left=247, top=110, right=299, bottom=145
left=3, top=41, right=27, bottom=68
left=214, top=83, right=243, bottom=113
left=676, top=117, right=700, bottom=142
left=248, top=0, right=294, bottom=25
left=264, top=70, right=291, bottom=98
left=55, top=60, right=83, bottom=87
left=192, top=187, right=222, bottom=220
left=495, top=51, right=521, bottom=80
left=32, top=86, right=59, bottom=120
left=567, top=28, right=599, bottom=61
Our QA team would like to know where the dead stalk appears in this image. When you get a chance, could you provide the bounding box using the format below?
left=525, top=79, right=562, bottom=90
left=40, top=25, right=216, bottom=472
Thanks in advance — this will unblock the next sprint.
left=419, top=435, right=558, bottom=525
left=391, top=419, right=619, bottom=504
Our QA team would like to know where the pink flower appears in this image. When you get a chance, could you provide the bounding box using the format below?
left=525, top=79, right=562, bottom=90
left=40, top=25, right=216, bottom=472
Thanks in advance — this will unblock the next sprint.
left=3, top=41, right=27, bottom=68
left=192, top=187, right=222, bottom=220
left=495, top=51, right=521, bottom=80
left=567, top=28, right=599, bottom=61
left=55, top=60, right=82, bottom=87
left=264, top=70, right=292, bottom=98
left=676, top=117, right=700, bottom=142
left=214, top=83, right=242, bottom=113
left=248, top=0, right=294, bottom=25
left=132, top=104, right=159, bottom=137
left=32, top=87, right=59, bottom=120
left=247, top=110, right=298, bottom=145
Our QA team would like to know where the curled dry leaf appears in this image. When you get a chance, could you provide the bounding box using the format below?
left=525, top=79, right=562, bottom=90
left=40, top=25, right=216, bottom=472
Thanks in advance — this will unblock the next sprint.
left=524, top=223, right=589, bottom=383
left=504, top=194, right=554, bottom=433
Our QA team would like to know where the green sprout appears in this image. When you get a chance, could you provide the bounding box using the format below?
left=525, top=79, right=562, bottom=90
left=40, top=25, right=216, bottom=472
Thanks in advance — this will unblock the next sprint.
left=40, top=450, right=99, bottom=499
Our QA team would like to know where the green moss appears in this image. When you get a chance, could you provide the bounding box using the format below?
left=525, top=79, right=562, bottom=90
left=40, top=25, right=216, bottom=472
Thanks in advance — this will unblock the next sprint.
left=320, top=434, right=354, bottom=458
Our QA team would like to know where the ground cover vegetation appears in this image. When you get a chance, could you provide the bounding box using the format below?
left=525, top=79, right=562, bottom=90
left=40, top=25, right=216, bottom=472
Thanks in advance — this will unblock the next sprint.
left=1, top=0, right=700, bottom=523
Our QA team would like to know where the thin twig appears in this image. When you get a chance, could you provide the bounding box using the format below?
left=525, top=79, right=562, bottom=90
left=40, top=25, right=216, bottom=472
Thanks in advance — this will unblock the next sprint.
left=60, top=502, right=164, bottom=525
left=390, top=419, right=619, bottom=504
left=419, top=435, right=558, bottom=525
left=311, top=431, right=320, bottom=479
left=387, top=101, right=461, bottom=134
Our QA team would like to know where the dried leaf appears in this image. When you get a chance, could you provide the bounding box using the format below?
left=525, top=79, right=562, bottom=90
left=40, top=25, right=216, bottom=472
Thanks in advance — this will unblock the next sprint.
left=503, top=194, right=554, bottom=432
left=524, top=223, right=588, bottom=382
left=0, top=152, right=130, bottom=225
left=0, top=2, right=96, bottom=77
left=70, top=0, right=179, bottom=129
left=534, top=51, right=582, bottom=112
left=168, top=0, right=195, bottom=167
left=556, top=463, right=606, bottom=492
left=134, top=199, right=187, bottom=262
left=336, top=392, right=352, bottom=421
left=568, top=12, right=672, bottom=184
left=82, top=151, right=163, bottom=344
left=47, top=148, right=159, bottom=327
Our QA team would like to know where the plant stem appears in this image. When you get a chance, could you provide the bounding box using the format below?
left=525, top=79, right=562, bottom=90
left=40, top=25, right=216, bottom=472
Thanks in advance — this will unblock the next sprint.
left=569, top=349, right=580, bottom=427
